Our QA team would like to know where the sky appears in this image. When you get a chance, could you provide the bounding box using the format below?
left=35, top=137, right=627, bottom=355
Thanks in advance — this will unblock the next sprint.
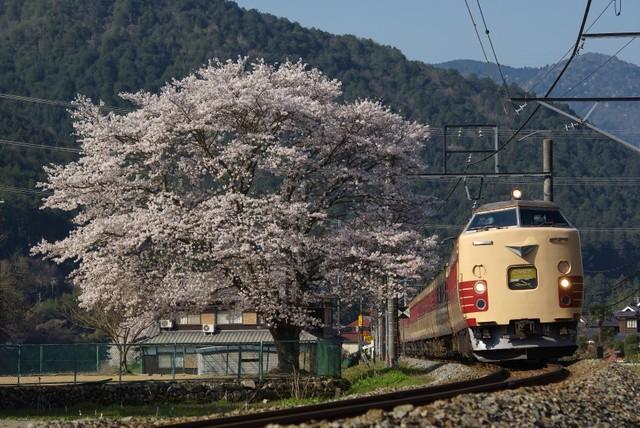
left=234, top=1, right=640, bottom=68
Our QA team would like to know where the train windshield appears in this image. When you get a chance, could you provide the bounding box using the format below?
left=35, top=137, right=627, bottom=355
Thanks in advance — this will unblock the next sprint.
left=520, top=209, right=570, bottom=227
left=467, top=209, right=517, bottom=231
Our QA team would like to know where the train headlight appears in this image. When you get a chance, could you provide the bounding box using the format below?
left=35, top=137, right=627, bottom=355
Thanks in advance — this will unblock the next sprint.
left=559, top=277, right=572, bottom=289
left=511, top=189, right=523, bottom=200
left=474, top=281, right=486, bottom=294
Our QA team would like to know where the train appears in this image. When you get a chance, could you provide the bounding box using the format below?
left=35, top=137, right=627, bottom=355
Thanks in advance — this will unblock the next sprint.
left=400, top=194, right=583, bottom=362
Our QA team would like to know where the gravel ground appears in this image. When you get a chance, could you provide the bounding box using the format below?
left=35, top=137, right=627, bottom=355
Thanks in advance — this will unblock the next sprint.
left=283, top=359, right=640, bottom=427
left=400, top=357, right=491, bottom=385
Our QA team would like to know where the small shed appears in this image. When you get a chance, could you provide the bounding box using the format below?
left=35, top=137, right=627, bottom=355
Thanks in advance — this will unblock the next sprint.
left=140, top=329, right=319, bottom=376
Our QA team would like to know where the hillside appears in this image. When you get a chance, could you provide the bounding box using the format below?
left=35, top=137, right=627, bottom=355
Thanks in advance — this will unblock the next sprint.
left=436, top=53, right=640, bottom=143
left=0, top=0, right=639, bottom=341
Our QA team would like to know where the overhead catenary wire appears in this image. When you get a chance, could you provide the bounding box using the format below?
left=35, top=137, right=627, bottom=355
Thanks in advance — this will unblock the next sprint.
left=467, top=0, right=594, bottom=168
left=463, top=0, right=492, bottom=66
left=474, top=0, right=513, bottom=105
left=525, top=0, right=615, bottom=94
left=421, top=223, right=640, bottom=233
left=3, top=178, right=640, bottom=233
left=561, top=36, right=637, bottom=97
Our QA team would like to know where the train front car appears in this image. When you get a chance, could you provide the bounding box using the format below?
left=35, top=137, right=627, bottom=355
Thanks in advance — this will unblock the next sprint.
left=459, top=199, right=583, bottom=361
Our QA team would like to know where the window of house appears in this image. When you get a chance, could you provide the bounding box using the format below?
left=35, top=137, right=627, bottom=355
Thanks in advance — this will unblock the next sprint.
left=177, top=314, right=201, bottom=325
left=159, top=354, right=184, bottom=369
left=627, top=319, right=637, bottom=329
left=158, top=354, right=172, bottom=369
left=174, top=355, right=184, bottom=368
left=217, top=311, right=243, bottom=324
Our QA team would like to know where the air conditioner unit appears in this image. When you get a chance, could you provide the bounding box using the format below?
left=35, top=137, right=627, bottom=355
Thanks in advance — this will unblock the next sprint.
left=202, top=323, right=215, bottom=334
left=159, top=319, right=173, bottom=329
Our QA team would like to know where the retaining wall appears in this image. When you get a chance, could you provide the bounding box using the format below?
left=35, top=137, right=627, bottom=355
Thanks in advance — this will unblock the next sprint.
left=0, top=378, right=349, bottom=409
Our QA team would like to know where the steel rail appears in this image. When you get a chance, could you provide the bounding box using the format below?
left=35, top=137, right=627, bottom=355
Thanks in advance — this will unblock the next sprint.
left=161, top=365, right=567, bottom=428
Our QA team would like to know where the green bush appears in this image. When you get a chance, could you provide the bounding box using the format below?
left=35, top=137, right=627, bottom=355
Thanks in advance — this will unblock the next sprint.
left=624, top=334, right=639, bottom=361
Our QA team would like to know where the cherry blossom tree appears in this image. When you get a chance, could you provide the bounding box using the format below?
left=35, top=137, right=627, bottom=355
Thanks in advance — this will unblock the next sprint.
left=34, top=59, right=438, bottom=372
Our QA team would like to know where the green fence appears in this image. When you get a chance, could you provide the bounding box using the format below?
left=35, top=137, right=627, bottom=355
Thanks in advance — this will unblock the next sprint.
left=0, top=340, right=341, bottom=385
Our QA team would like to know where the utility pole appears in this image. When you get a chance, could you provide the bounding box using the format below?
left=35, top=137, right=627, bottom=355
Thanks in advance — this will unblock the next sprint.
left=376, top=305, right=385, bottom=362
left=386, top=296, right=398, bottom=367
left=543, top=138, right=553, bottom=202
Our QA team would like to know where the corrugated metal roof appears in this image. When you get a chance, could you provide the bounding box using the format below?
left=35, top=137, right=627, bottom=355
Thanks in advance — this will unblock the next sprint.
left=141, top=329, right=318, bottom=345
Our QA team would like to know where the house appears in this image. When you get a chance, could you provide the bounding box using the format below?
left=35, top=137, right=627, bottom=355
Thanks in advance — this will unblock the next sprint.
left=579, top=301, right=640, bottom=341
left=138, top=306, right=338, bottom=376
left=339, top=315, right=372, bottom=355
left=614, top=302, right=640, bottom=335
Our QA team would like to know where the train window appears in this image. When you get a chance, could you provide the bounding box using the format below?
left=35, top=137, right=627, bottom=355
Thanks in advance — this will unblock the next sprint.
left=508, top=266, right=538, bottom=290
left=467, top=209, right=517, bottom=231
left=520, top=209, right=570, bottom=227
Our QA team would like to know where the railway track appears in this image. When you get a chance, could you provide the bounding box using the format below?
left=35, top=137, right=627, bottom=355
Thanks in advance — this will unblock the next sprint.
left=161, top=364, right=568, bottom=428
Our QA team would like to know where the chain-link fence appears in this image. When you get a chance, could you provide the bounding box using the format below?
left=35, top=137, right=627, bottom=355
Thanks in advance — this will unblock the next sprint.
left=0, top=340, right=341, bottom=385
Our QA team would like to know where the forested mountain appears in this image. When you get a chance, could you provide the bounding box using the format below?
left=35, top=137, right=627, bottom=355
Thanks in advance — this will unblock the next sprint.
left=436, top=53, right=640, bottom=143
left=0, top=0, right=638, bottom=342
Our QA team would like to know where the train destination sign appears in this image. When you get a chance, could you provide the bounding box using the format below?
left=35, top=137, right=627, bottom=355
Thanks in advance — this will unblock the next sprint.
left=508, top=266, right=538, bottom=290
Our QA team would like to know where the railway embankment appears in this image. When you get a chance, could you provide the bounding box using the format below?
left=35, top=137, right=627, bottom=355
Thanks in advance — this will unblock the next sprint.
left=299, top=359, right=639, bottom=427
left=5, top=360, right=637, bottom=426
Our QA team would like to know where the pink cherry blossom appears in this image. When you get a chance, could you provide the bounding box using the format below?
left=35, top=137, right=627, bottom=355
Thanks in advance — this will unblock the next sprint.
left=33, top=58, right=438, bottom=340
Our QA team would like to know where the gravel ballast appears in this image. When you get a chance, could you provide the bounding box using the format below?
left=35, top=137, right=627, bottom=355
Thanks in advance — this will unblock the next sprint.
left=293, top=360, right=640, bottom=427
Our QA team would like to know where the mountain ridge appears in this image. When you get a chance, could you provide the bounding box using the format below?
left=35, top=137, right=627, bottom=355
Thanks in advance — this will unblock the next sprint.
left=435, top=53, right=640, bottom=141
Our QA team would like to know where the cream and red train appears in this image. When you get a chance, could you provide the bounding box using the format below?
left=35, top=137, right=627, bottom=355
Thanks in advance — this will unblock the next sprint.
left=400, top=198, right=583, bottom=361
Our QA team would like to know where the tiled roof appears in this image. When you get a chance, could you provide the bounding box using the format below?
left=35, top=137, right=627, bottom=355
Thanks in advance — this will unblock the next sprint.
left=140, top=329, right=318, bottom=345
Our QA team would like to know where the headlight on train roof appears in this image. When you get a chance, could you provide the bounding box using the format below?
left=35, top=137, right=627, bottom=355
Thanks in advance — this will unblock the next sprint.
left=474, top=281, right=486, bottom=294
left=559, top=277, right=572, bottom=288
left=511, top=188, right=523, bottom=200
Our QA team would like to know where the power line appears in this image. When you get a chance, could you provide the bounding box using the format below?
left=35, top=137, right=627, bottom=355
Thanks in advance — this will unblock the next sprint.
left=422, top=223, right=640, bottom=233
left=462, top=0, right=513, bottom=115
left=463, top=0, right=492, bottom=66
left=604, top=282, right=640, bottom=309
left=0, top=138, right=80, bottom=153
left=585, top=261, right=635, bottom=274
left=0, top=92, right=131, bottom=114
left=562, top=36, right=637, bottom=97
left=467, top=0, right=594, bottom=168
left=474, top=0, right=513, bottom=105
left=0, top=184, right=50, bottom=196
left=525, top=0, right=614, bottom=94
left=587, top=269, right=640, bottom=297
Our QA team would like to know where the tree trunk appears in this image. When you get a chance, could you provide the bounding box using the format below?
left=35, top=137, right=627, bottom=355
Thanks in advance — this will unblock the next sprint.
left=117, top=342, right=131, bottom=374
left=270, top=323, right=301, bottom=373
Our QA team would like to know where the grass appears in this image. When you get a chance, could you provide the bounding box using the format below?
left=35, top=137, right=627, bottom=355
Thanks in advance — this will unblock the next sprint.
left=626, top=364, right=640, bottom=376
left=343, top=361, right=434, bottom=395
left=0, top=397, right=328, bottom=422
left=265, top=397, right=323, bottom=407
